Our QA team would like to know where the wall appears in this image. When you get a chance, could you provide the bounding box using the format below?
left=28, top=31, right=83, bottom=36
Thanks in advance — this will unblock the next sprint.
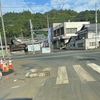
left=75, top=39, right=85, bottom=50
left=88, top=31, right=95, bottom=38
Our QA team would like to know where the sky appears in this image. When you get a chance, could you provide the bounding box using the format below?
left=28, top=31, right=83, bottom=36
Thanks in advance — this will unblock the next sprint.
left=1, top=0, right=100, bottom=14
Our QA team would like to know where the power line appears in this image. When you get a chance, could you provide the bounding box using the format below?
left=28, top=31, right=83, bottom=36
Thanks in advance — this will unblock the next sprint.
left=1, top=2, right=65, bottom=9
left=2, top=7, right=33, bottom=8
left=24, top=0, right=34, bottom=13
left=60, top=0, right=64, bottom=9
left=1, top=4, right=64, bottom=8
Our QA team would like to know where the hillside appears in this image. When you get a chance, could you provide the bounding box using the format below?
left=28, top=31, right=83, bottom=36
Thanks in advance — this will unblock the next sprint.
left=0, top=9, right=100, bottom=38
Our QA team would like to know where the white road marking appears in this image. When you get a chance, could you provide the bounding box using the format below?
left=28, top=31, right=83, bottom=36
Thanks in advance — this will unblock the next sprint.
left=43, top=67, right=51, bottom=71
left=38, top=78, right=47, bottom=86
left=56, top=66, right=69, bottom=84
left=87, top=63, right=100, bottom=73
left=26, top=67, right=51, bottom=77
left=25, top=69, right=38, bottom=77
left=73, top=65, right=95, bottom=83
left=25, top=72, right=30, bottom=77
left=30, top=68, right=37, bottom=72
left=11, top=85, right=20, bottom=89
left=33, top=78, right=47, bottom=86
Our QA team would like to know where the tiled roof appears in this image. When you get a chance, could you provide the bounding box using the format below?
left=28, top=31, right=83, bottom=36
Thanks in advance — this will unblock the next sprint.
left=76, top=23, right=100, bottom=34
left=84, top=23, right=100, bottom=31
left=36, top=34, right=45, bottom=39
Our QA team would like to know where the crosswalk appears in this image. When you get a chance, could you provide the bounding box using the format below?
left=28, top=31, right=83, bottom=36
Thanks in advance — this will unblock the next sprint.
left=56, top=66, right=69, bottom=84
left=87, top=63, right=100, bottom=73
left=4, top=62, right=100, bottom=100
left=4, top=63, right=100, bottom=100
left=26, top=63, right=100, bottom=85
left=73, top=65, right=95, bottom=83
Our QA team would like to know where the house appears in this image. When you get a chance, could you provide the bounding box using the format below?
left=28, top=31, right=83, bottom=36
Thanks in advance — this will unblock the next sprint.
left=52, top=21, right=90, bottom=49
left=36, top=34, right=45, bottom=40
left=66, top=36, right=78, bottom=50
left=66, top=23, right=100, bottom=50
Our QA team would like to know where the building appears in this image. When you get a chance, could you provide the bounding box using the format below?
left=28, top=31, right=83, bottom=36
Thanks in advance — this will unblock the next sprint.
left=66, top=23, right=100, bottom=50
left=52, top=21, right=90, bottom=49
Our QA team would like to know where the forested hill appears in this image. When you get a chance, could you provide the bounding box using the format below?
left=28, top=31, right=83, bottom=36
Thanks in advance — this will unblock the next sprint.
left=0, top=9, right=100, bottom=38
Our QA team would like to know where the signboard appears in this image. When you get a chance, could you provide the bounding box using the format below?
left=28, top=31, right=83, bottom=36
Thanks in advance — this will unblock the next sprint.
left=42, top=48, right=50, bottom=53
left=28, top=44, right=40, bottom=51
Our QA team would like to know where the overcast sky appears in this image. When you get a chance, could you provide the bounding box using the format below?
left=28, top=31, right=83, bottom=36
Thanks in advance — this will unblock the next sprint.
left=1, top=0, right=100, bottom=14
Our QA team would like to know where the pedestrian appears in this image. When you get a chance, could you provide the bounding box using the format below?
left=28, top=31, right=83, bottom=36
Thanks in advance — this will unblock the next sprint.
left=24, top=44, right=28, bottom=55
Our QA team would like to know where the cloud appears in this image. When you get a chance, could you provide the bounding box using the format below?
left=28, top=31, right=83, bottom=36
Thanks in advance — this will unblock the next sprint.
left=73, top=0, right=100, bottom=12
left=31, top=4, right=51, bottom=13
left=0, top=0, right=100, bottom=14
left=1, top=0, right=26, bottom=13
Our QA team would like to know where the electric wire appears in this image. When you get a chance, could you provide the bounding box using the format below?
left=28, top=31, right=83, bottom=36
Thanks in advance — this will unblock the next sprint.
left=59, top=0, right=64, bottom=9
left=24, top=0, right=34, bottom=13
left=1, top=3, right=64, bottom=8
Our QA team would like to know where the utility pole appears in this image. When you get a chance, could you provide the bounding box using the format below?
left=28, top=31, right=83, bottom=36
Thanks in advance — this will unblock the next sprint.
left=0, top=33, right=4, bottom=58
left=47, top=14, right=51, bottom=51
left=95, top=3, right=97, bottom=48
left=0, top=0, right=7, bottom=54
left=30, top=19, right=35, bottom=54
left=21, top=29, right=23, bottom=42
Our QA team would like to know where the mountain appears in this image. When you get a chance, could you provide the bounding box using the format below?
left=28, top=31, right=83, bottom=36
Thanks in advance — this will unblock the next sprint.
left=0, top=9, right=100, bottom=38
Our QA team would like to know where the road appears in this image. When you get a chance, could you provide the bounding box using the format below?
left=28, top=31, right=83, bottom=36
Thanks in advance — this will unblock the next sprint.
left=0, top=49, right=100, bottom=100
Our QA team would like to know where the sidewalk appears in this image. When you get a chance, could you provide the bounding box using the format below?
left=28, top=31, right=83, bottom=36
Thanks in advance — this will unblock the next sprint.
left=0, top=49, right=69, bottom=57
left=1, top=49, right=86, bottom=58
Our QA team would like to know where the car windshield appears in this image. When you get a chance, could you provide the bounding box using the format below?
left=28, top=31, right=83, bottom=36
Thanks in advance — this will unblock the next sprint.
left=0, top=0, right=100, bottom=100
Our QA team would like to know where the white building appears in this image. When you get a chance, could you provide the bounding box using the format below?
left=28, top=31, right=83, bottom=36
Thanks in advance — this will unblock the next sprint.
left=52, top=21, right=90, bottom=49
left=66, top=24, right=100, bottom=50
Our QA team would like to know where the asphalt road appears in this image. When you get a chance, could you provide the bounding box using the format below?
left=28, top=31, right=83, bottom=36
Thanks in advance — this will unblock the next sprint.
left=0, top=49, right=100, bottom=100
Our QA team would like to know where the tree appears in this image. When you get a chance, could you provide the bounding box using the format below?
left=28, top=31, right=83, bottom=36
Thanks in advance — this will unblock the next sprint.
left=0, top=9, right=99, bottom=38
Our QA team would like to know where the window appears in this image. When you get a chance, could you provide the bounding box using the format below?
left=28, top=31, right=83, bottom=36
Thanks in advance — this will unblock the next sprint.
left=78, top=43, right=84, bottom=47
left=89, top=42, right=96, bottom=46
left=97, top=31, right=100, bottom=35
left=66, top=28, right=77, bottom=34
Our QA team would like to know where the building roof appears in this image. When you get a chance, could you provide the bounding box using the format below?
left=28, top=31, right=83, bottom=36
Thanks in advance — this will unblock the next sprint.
left=0, top=38, right=12, bottom=45
left=85, top=24, right=100, bottom=31
left=76, top=23, right=100, bottom=34
left=53, top=21, right=90, bottom=31
left=67, top=36, right=78, bottom=44
left=36, top=34, right=45, bottom=39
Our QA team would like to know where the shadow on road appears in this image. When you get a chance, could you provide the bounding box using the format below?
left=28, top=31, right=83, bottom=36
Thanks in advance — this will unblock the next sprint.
left=2, top=69, right=14, bottom=76
left=79, top=58, right=97, bottom=61
left=4, top=98, right=32, bottom=100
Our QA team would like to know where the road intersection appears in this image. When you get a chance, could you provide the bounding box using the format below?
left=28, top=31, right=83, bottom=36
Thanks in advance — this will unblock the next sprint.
left=0, top=49, right=100, bottom=100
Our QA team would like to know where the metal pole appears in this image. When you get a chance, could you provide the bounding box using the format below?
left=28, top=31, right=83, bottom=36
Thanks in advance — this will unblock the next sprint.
left=0, top=0, right=7, bottom=53
left=95, top=3, right=97, bottom=48
left=0, top=33, right=4, bottom=58
left=30, top=19, right=35, bottom=54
